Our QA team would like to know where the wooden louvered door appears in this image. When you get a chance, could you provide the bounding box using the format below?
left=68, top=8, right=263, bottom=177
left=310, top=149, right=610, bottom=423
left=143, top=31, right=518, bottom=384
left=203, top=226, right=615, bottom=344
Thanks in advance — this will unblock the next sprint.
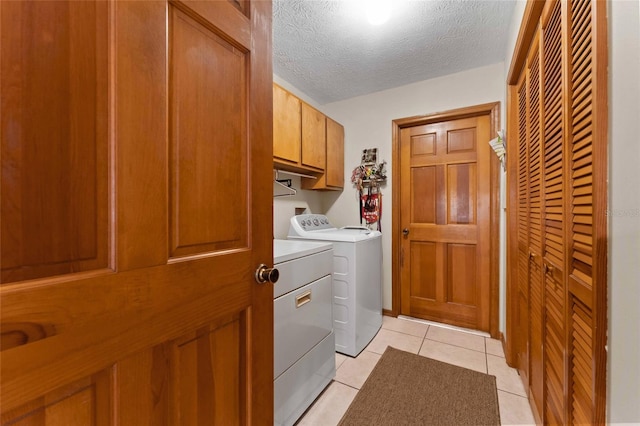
left=507, top=0, right=607, bottom=424
left=1, top=0, right=274, bottom=424
left=565, top=0, right=608, bottom=423
left=515, top=74, right=530, bottom=393
left=525, top=32, right=545, bottom=420
left=541, top=1, right=566, bottom=424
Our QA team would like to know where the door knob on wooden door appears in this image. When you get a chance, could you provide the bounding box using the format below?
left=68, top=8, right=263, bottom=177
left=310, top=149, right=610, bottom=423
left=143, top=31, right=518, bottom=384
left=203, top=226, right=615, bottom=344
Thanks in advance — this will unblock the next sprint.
left=402, top=228, right=409, bottom=236
left=255, top=264, right=279, bottom=284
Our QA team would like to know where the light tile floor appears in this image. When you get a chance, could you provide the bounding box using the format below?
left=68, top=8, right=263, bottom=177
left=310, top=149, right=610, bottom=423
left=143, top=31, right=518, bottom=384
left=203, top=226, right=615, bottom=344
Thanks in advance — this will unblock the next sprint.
left=297, top=316, right=536, bottom=425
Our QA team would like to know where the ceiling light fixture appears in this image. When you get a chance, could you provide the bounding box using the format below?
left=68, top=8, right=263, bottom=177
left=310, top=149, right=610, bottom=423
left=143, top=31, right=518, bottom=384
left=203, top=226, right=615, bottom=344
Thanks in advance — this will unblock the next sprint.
left=366, top=0, right=392, bottom=26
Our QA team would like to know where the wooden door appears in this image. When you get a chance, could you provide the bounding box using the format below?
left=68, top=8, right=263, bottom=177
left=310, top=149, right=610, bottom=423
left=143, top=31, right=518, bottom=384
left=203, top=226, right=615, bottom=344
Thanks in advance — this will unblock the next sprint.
left=540, top=2, right=566, bottom=423
left=399, top=112, right=492, bottom=332
left=506, top=0, right=608, bottom=424
left=525, top=29, right=545, bottom=420
left=0, top=0, right=274, bottom=424
left=514, top=72, right=531, bottom=395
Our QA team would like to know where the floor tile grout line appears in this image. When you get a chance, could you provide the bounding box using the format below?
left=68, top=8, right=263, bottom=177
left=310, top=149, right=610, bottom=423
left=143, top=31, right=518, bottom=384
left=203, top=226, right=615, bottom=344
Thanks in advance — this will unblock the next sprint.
left=485, top=337, right=489, bottom=373
left=497, top=388, right=530, bottom=399
left=380, top=325, right=430, bottom=340
left=423, top=336, right=487, bottom=355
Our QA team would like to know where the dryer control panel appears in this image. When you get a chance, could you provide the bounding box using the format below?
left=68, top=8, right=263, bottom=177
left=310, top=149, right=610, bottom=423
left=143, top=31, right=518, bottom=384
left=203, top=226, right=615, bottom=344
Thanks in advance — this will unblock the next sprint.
left=291, top=214, right=335, bottom=232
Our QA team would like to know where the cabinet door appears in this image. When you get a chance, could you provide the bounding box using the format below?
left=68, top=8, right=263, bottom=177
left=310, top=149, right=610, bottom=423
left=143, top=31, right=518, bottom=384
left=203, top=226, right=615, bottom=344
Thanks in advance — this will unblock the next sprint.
left=301, top=103, right=326, bottom=170
left=273, top=84, right=301, bottom=164
left=326, top=118, right=345, bottom=188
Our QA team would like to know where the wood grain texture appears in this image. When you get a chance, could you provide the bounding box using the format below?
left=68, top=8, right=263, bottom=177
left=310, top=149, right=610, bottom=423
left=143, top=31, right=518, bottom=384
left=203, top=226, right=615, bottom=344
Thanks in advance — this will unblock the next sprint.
left=301, top=103, right=326, bottom=171
left=398, top=112, right=493, bottom=332
left=1, top=0, right=109, bottom=284
left=325, top=118, right=345, bottom=188
left=273, top=84, right=301, bottom=165
left=393, top=103, right=500, bottom=334
left=169, top=5, right=248, bottom=258
left=505, top=0, right=608, bottom=423
left=1, top=0, right=274, bottom=423
left=301, top=116, right=344, bottom=190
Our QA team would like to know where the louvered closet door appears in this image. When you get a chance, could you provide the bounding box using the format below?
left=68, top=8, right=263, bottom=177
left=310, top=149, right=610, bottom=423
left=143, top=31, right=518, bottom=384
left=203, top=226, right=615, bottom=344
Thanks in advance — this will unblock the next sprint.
left=515, top=74, right=530, bottom=390
left=566, top=0, right=608, bottom=423
left=508, top=0, right=607, bottom=424
left=526, top=32, right=544, bottom=419
left=541, top=1, right=566, bottom=424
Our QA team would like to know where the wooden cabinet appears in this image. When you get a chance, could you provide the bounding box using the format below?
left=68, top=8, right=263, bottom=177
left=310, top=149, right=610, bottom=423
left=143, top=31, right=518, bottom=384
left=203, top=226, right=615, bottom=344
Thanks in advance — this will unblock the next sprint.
left=507, top=0, right=608, bottom=424
left=302, top=117, right=344, bottom=190
left=273, top=83, right=345, bottom=190
left=273, top=84, right=301, bottom=165
left=301, top=102, right=326, bottom=170
left=273, top=84, right=325, bottom=173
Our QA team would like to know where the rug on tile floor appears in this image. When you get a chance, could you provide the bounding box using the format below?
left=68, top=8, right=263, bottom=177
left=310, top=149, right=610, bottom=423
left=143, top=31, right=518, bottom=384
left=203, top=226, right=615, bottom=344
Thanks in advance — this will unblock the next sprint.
left=338, top=346, right=500, bottom=426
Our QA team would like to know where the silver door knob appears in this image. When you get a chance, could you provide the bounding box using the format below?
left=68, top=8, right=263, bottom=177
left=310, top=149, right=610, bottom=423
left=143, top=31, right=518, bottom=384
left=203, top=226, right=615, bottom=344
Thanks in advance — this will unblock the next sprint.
left=255, top=264, right=279, bottom=284
left=402, top=228, right=409, bottom=236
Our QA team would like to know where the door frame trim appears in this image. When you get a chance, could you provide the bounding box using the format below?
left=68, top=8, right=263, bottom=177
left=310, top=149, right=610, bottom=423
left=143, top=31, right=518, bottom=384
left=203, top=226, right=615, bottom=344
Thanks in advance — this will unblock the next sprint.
left=391, top=102, right=501, bottom=339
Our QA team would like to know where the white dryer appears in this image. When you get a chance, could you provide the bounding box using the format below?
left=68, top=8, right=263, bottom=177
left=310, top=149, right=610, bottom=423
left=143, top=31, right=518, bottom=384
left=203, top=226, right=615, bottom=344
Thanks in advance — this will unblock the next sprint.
left=288, top=214, right=382, bottom=357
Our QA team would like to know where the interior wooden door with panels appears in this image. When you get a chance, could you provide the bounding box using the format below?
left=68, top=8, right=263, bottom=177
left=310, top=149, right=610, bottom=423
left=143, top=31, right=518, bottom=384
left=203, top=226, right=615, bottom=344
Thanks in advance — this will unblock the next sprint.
left=506, top=0, right=608, bottom=424
left=398, top=109, right=495, bottom=333
left=0, top=0, right=274, bottom=424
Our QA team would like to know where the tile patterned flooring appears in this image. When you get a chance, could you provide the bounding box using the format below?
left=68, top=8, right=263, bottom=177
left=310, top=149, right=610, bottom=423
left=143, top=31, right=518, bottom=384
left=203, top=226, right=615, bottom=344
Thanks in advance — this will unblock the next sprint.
left=297, top=316, right=536, bottom=425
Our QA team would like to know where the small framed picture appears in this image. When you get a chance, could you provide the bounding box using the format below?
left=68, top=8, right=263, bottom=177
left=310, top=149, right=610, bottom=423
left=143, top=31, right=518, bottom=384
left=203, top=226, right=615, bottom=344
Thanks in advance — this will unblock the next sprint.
left=361, top=148, right=377, bottom=165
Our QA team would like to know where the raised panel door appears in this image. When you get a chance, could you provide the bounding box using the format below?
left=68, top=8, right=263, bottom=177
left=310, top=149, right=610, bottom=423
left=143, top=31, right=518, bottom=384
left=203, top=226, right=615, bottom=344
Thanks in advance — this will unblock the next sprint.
left=400, top=114, right=492, bottom=332
left=0, top=0, right=273, bottom=423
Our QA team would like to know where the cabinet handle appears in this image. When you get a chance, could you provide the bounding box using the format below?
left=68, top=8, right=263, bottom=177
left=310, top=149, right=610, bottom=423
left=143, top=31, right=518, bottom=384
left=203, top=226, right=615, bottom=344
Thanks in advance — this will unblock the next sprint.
left=295, top=290, right=312, bottom=308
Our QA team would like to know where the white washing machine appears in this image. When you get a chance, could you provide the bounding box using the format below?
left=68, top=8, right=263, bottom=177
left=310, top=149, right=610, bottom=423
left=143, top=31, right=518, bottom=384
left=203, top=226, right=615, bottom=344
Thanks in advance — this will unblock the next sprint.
left=288, top=214, right=382, bottom=357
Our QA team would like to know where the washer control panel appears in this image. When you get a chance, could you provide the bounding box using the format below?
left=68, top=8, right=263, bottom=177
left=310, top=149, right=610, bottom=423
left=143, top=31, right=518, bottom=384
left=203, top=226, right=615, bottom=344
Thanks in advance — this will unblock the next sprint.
left=292, top=214, right=335, bottom=232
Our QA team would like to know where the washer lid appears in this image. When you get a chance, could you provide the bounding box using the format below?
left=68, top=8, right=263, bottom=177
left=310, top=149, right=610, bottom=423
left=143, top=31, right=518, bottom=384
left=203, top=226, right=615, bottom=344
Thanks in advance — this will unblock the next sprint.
left=273, top=239, right=332, bottom=264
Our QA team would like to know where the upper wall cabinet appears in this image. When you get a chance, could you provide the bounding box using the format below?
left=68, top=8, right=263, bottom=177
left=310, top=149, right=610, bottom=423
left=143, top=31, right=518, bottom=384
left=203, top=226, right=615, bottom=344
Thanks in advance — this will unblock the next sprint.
left=273, top=83, right=345, bottom=190
left=273, top=84, right=324, bottom=173
left=302, top=117, right=344, bottom=190
left=273, top=84, right=301, bottom=166
left=301, top=103, right=326, bottom=170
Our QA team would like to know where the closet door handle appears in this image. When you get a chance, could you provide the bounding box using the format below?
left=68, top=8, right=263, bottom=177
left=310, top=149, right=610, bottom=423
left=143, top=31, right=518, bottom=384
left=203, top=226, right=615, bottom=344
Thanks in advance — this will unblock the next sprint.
left=402, top=228, right=409, bottom=236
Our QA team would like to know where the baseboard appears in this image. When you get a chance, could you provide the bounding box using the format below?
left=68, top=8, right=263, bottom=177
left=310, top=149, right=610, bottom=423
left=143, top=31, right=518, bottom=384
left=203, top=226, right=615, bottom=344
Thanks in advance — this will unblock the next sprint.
left=383, top=309, right=395, bottom=317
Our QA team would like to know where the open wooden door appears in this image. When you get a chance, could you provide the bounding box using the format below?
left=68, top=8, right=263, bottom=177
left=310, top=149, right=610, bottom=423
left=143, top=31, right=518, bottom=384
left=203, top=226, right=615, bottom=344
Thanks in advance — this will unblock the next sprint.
left=1, top=0, right=274, bottom=423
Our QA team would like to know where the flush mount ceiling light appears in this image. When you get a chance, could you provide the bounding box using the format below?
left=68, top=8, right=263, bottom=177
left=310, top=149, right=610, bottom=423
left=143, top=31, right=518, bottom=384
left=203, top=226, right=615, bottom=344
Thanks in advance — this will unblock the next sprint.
left=365, top=0, right=392, bottom=25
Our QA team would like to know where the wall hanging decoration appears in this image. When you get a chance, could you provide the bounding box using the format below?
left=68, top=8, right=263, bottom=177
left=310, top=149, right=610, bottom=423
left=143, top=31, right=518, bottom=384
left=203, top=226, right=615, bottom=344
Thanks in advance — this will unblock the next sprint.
left=351, top=148, right=387, bottom=231
left=489, top=129, right=506, bottom=171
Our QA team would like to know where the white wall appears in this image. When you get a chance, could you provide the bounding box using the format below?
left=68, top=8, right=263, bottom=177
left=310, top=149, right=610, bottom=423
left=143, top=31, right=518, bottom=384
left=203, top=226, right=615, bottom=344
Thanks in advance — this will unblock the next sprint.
left=320, top=62, right=506, bottom=312
left=607, top=0, right=640, bottom=422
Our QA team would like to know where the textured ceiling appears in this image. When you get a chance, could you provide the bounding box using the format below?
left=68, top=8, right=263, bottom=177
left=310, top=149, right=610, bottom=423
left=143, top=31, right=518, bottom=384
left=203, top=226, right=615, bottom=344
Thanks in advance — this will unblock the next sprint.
left=273, top=0, right=517, bottom=104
